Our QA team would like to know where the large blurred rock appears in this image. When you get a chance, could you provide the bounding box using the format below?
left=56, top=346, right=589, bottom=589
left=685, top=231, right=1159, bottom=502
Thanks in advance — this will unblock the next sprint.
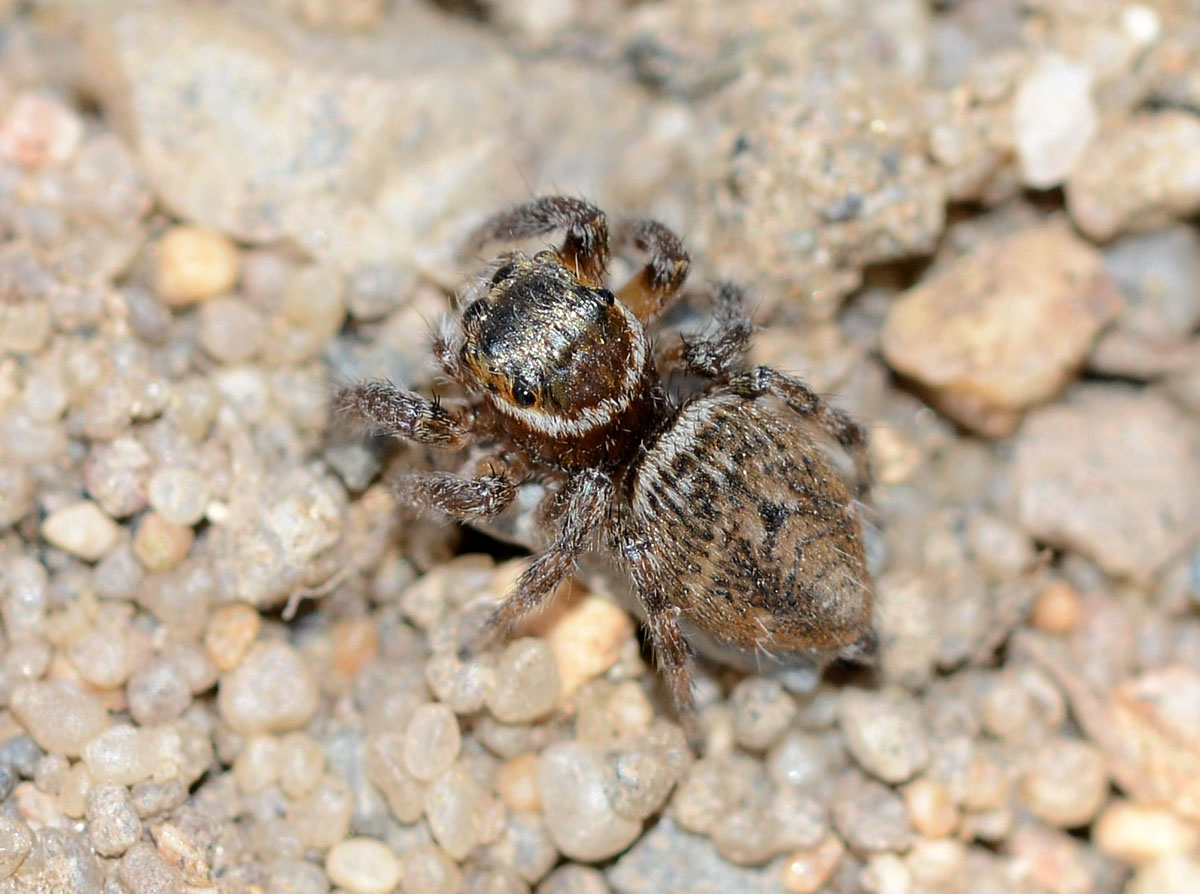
left=882, top=220, right=1122, bottom=436
left=1011, top=388, right=1200, bottom=582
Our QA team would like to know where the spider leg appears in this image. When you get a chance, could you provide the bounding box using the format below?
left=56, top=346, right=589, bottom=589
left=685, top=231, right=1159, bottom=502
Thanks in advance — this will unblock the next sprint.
left=467, top=468, right=612, bottom=650
left=333, top=380, right=474, bottom=449
left=394, top=453, right=526, bottom=522
left=463, top=196, right=610, bottom=286
left=672, top=280, right=755, bottom=379
left=613, top=218, right=691, bottom=323
left=618, top=533, right=702, bottom=749
left=729, top=366, right=871, bottom=499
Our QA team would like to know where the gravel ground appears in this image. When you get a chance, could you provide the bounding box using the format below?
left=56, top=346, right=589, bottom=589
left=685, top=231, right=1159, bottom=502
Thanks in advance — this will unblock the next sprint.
left=2, top=1, right=1200, bottom=893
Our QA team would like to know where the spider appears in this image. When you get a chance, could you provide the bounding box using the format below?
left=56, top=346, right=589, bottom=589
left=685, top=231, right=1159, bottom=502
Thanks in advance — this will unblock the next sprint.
left=334, top=196, right=875, bottom=744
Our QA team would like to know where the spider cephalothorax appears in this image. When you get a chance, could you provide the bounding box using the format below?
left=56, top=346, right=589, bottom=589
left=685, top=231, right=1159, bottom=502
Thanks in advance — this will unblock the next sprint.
left=335, top=196, right=875, bottom=746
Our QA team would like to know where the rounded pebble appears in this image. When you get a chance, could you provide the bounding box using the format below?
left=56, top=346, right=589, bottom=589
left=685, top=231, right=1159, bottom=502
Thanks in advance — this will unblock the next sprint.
left=399, top=845, right=462, bottom=894
left=1012, top=55, right=1097, bottom=188
left=0, top=816, right=33, bottom=880
left=278, top=731, right=325, bottom=798
left=10, top=680, right=110, bottom=758
left=85, top=783, right=141, bottom=857
left=325, top=838, right=403, bottom=894
left=205, top=603, right=261, bottom=671
left=839, top=688, right=930, bottom=784
left=425, top=766, right=487, bottom=860
left=82, top=724, right=158, bottom=786
left=198, top=296, right=267, bottom=363
left=1030, top=581, right=1083, bottom=634
left=40, top=500, right=119, bottom=561
left=155, top=225, right=240, bottom=306
left=902, top=777, right=959, bottom=838
left=132, top=511, right=195, bottom=572
left=1093, top=800, right=1200, bottom=865
left=1022, top=737, right=1108, bottom=828
left=126, top=655, right=193, bottom=725
left=538, top=741, right=641, bottom=861
left=147, top=466, right=210, bottom=526
left=781, top=834, right=844, bottom=894
left=488, top=638, right=560, bottom=724
left=730, top=676, right=797, bottom=751
left=217, top=641, right=320, bottom=735
left=118, top=841, right=184, bottom=894
left=403, top=703, right=461, bottom=782
left=365, top=732, right=426, bottom=824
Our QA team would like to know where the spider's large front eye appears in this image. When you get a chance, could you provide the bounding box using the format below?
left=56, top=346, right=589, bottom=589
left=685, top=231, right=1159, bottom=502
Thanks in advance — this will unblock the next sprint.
left=512, top=381, right=537, bottom=408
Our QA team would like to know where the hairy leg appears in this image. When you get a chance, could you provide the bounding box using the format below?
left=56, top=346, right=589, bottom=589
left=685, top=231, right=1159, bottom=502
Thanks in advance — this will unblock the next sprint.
left=618, top=533, right=702, bottom=749
left=467, top=467, right=613, bottom=651
left=613, top=218, right=691, bottom=323
left=668, top=280, right=755, bottom=379
left=464, top=196, right=611, bottom=286
left=394, top=453, right=525, bottom=522
left=730, top=366, right=871, bottom=499
left=333, top=380, right=474, bottom=449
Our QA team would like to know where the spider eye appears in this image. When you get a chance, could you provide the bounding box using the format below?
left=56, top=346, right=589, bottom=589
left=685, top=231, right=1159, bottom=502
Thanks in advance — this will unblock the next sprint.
left=597, top=288, right=616, bottom=306
left=512, top=381, right=537, bottom=408
left=462, top=299, right=487, bottom=325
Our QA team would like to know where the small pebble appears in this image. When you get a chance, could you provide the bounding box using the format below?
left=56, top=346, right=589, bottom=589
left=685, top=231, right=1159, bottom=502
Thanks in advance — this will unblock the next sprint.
left=0, top=92, right=83, bottom=167
left=425, top=765, right=488, bottom=860
left=155, top=225, right=240, bottom=306
left=283, top=264, right=347, bottom=338
left=117, top=841, right=184, bottom=894
left=1022, top=737, right=1108, bottom=828
left=1029, top=580, right=1083, bottom=633
left=1093, top=800, right=1200, bottom=865
left=67, top=626, right=133, bottom=689
left=605, top=746, right=676, bottom=821
left=781, top=834, right=845, bottom=894
left=234, top=735, right=281, bottom=794
left=288, top=775, right=353, bottom=849
left=495, top=752, right=541, bottom=813
left=488, top=638, right=561, bottom=724
left=133, top=511, right=195, bottom=572
left=40, top=500, right=120, bottom=561
left=400, top=845, right=463, bottom=894
left=831, top=772, right=913, bottom=854
left=538, top=741, right=641, bottom=861
left=85, top=783, right=141, bottom=857
left=839, top=688, right=930, bottom=784
left=198, top=296, right=267, bottom=363
left=1127, top=855, right=1200, bottom=894
left=325, top=838, right=403, bottom=894
left=126, top=655, right=193, bottom=725
left=83, top=437, right=151, bottom=518
left=0, top=816, right=33, bottom=880
left=82, top=724, right=159, bottom=786
left=403, top=703, right=461, bottom=782
left=730, top=676, right=797, bottom=751
left=538, top=592, right=635, bottom=699
left=902, top=777, right=958, bottom=838
left=365, top=732, right=426, bottom=824
left=205, top=603, right=261, bottom=671
left=535, top=864, right=609, bottom=894
left=277, top=731, right=325, bottom=799
left=147, top=466, right=209, bottom=526
left=1012, top=55, right=1097, bottom=188
left=427, top=651, right=497, bottom=714
left=217, top=641, right=320, bottom=735
left=59, top=761, right=93, bottom=818
left=10, top=680, right=110, bottom=758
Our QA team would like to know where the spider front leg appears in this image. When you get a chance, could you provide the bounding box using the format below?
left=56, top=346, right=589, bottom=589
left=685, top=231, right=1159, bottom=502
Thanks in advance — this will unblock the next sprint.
left=464, top=195, right=611, bottom=286
left=669, top=280, right=755, bottom=379
left=730, top=366, right=871, bottom=499
left=333, top=380, right=474, bottom=448
left=465, top=468, right=613, bottom=653
left=395, top=453, right=527, bottom=522
left=614, top=219, right=691, bottom=323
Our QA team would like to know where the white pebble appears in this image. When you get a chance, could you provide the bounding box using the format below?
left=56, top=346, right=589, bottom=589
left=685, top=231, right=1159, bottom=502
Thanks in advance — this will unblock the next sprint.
left=425, top=766, right=486, bottom=861
left=326, top=838, right=403, bottom=894
left=538, top=741, right=641, bottom=861
left=403, top=703, right=461, bottom=782
left=217, top=641, right=320, bottom=735
left=10, top=680, right=110, bottom=758
left=1013, top=55, right=1097, bottom=188
left=82, top=724, right=158, bottom=786
left=147, top=466, right=209, bottom=526
left=0, top=816, right=33, bottom=880
left=487, top=638, right=560, bottom=724
left=41, top=500, right=119, bottom=561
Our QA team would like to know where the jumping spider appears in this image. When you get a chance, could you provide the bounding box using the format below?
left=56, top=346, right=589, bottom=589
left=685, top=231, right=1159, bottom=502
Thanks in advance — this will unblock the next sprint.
left=335, top=196, right=874, bottom=744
